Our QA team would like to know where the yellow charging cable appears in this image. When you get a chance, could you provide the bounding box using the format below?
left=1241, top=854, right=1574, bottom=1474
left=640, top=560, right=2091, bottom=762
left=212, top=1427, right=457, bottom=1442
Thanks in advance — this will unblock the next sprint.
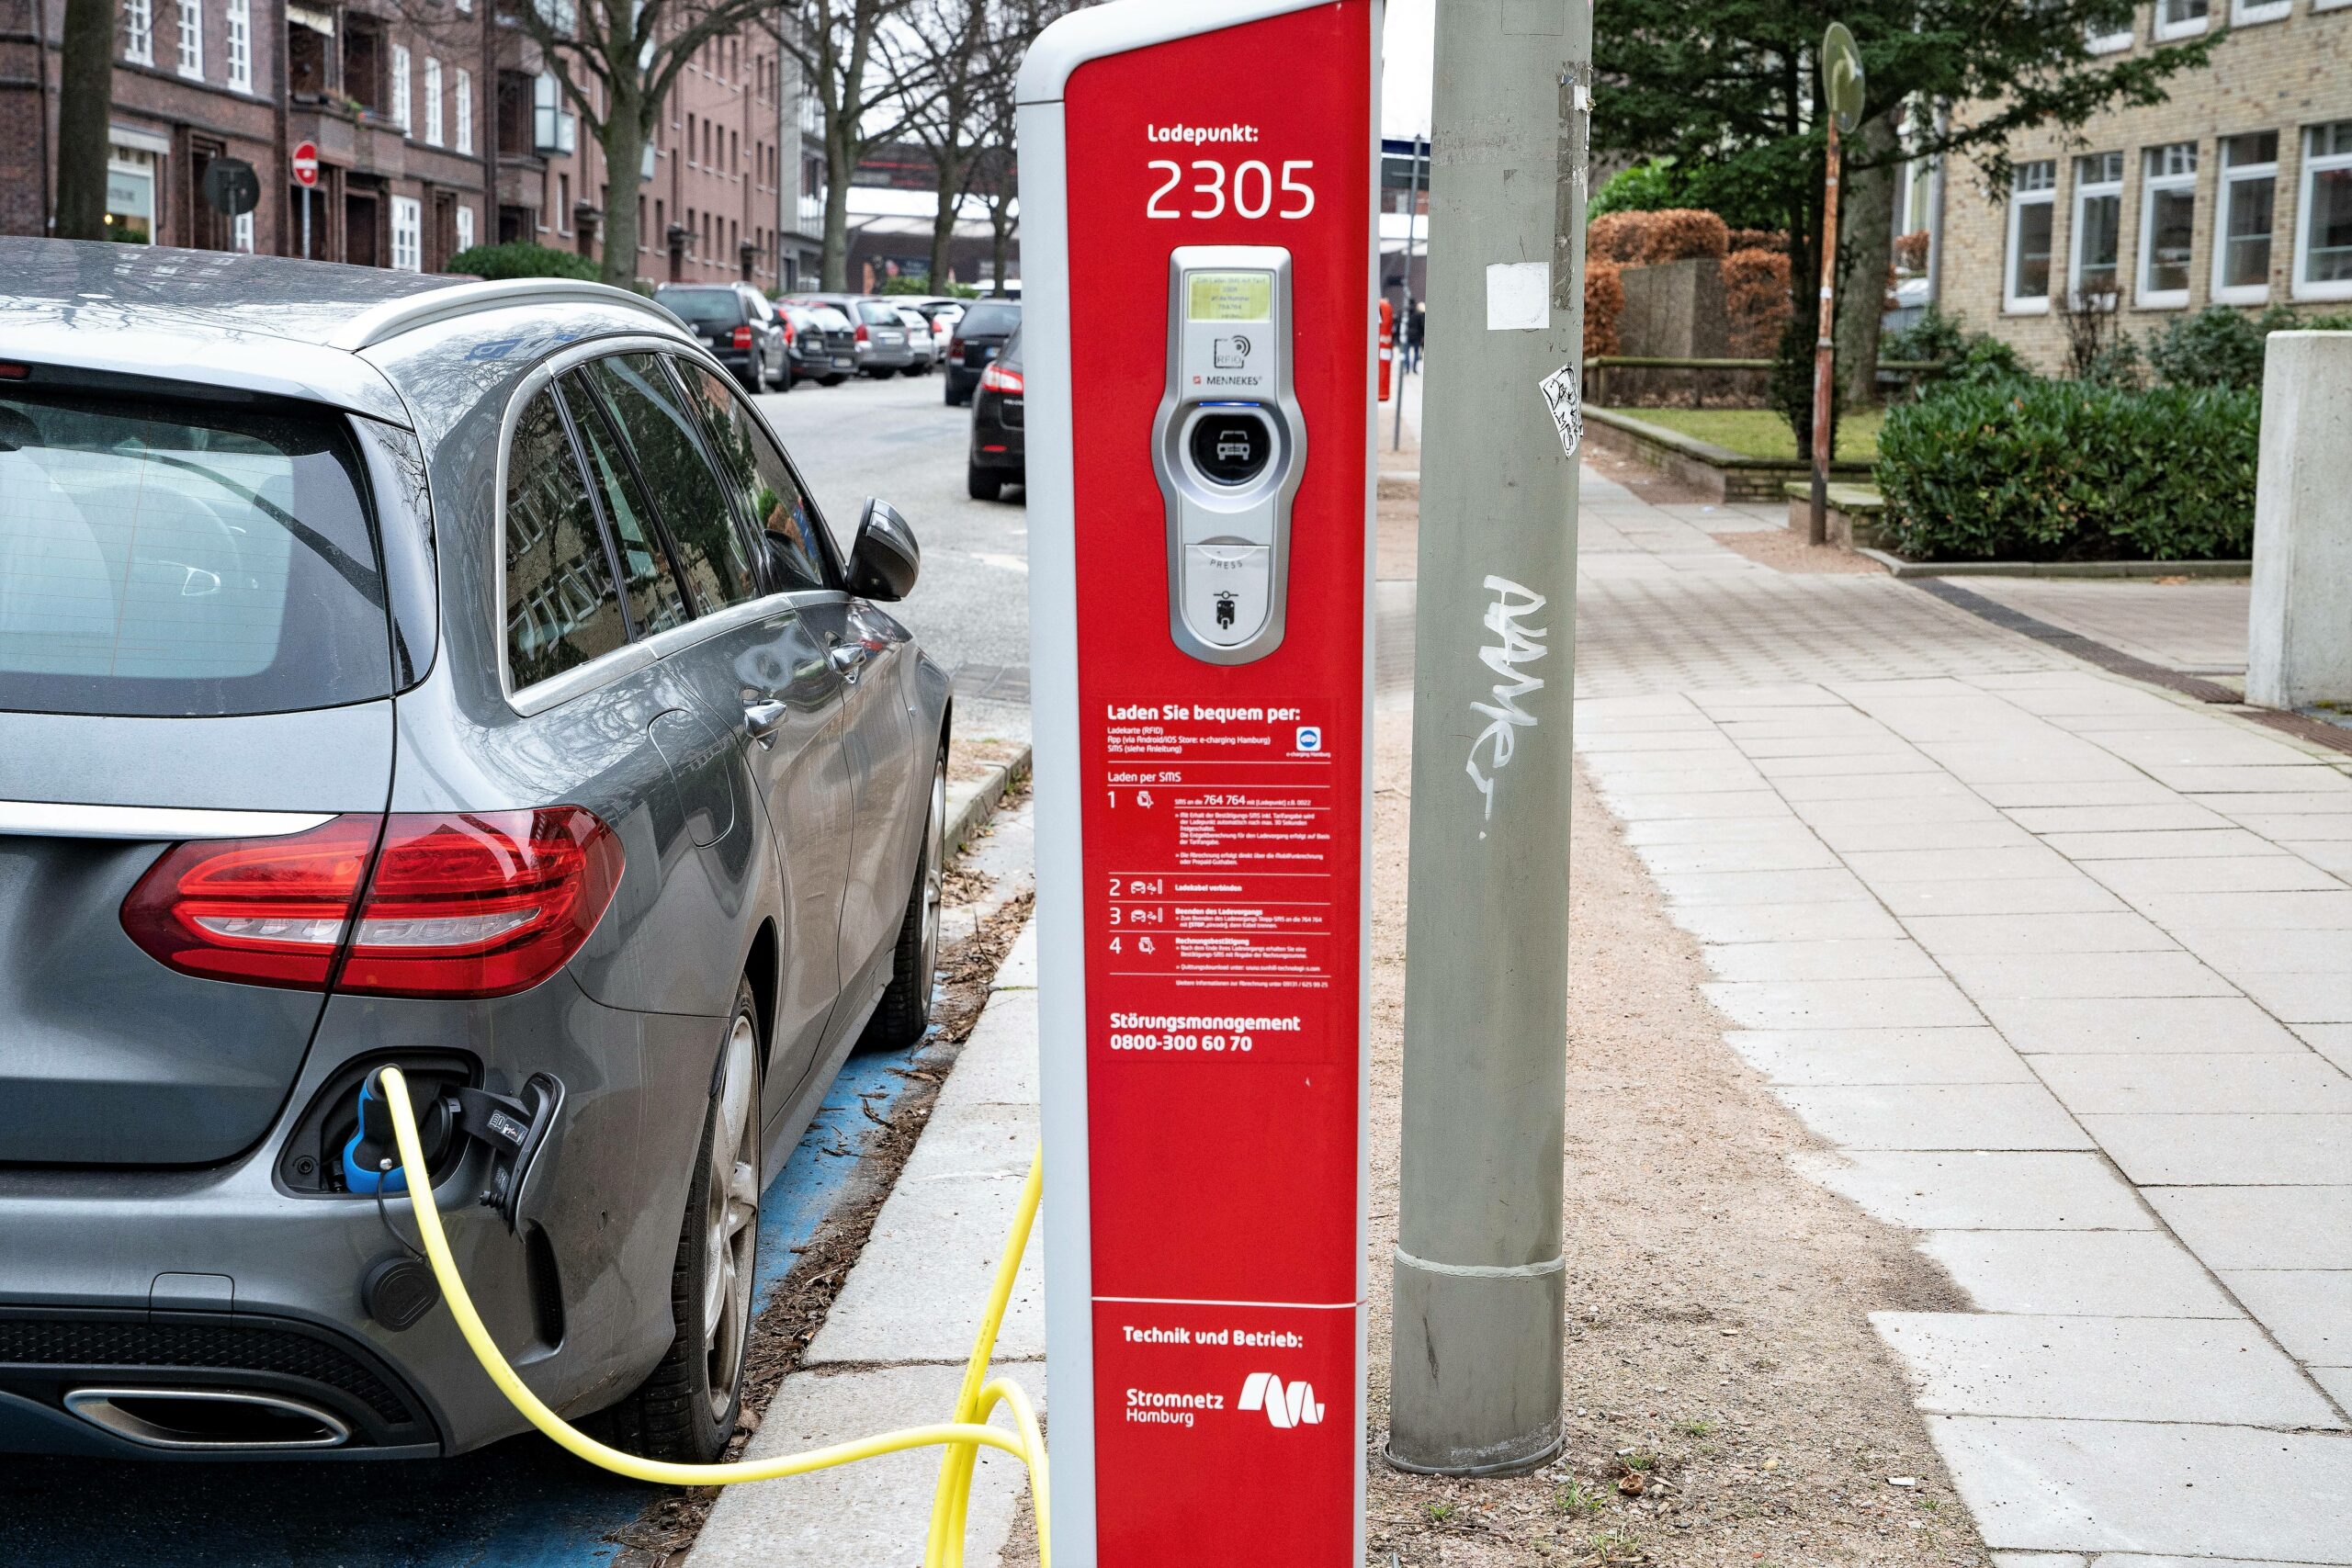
left=378, top=1066, right=1049, bottom=1568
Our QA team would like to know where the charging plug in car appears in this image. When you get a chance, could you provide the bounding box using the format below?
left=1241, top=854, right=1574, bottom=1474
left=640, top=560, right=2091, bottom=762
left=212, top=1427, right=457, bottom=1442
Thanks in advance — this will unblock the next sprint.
left=345, top=1069, right=565, bottom=1234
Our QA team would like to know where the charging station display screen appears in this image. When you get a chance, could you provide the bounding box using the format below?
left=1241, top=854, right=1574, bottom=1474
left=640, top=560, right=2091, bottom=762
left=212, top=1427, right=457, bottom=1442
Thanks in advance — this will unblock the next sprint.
left=1186, top=272, right=1273, bottom=322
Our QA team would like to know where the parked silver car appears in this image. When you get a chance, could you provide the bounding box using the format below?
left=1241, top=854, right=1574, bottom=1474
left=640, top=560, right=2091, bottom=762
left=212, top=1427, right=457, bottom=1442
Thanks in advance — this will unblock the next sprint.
left=0, top=241, right=951, bottom=1464
left=786, top=294, right=921, bottom=377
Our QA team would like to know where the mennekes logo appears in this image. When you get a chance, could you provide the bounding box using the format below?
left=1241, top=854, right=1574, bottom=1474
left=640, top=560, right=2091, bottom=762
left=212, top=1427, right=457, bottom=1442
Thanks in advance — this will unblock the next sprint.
left=1239, top=1372, right=1325, bottom=1429
left=1146, top=122, right=1261, bottom=144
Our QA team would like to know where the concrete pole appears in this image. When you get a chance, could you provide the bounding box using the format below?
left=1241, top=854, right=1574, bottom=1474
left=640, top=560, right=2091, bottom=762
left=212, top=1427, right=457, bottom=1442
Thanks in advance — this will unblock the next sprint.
left=2246, top=332, right=2352, bottom=710
left=1388, top=0, right=1585, bottom=1477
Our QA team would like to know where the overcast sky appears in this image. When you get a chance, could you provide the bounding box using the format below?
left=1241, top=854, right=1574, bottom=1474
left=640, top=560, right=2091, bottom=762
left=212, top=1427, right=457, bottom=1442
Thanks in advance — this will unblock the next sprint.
left=1382, top=0, right=1436, bottom=138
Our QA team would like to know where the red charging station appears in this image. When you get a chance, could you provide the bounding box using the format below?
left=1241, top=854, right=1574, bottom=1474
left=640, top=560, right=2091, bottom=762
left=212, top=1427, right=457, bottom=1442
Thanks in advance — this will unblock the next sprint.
left=1019, top=2, right=1379, bottom=1561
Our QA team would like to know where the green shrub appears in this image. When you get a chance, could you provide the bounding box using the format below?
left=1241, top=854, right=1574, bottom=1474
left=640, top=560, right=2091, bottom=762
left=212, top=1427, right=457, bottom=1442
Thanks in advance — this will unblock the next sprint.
left=443, top=242, right=601, bottom=282
left=1878, top=379, right=2257, bottom=562
left=2146, top=305, right=2352, bottom=391
left=1885, top=306, right=2029, bottom=394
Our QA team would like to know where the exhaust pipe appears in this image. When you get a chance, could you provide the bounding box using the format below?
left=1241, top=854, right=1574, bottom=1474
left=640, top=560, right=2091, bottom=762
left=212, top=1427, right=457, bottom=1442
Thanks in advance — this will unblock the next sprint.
left=62, top=1387, right=352, bottom=1450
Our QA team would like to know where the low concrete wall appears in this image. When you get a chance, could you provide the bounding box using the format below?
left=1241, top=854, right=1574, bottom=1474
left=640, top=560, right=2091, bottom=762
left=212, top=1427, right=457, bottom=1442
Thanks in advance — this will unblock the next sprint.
left=2247, top=332, right=2352, bottom=710
left=1611, top=259, right=1734, bottom=405
left=1584, top=407, right=1869, bottom=504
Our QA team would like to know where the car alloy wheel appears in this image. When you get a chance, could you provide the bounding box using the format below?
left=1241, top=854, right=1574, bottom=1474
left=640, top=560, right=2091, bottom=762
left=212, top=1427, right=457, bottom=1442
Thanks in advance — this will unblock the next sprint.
left=703, top=1011, right=760, bottom=1421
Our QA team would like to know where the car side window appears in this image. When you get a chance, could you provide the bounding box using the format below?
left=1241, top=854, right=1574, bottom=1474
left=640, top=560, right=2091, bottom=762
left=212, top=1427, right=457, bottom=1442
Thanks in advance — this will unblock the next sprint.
left=580, top=353, right=761, bottom=613
left=673, top=360, right=833, bottom=594
left=503, top=389, right=628, bottom=686
left=557, top=375, right=691, bottom=638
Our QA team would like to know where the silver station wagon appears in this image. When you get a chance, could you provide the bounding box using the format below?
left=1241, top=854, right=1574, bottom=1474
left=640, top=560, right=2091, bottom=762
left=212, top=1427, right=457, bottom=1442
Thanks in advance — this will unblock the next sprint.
left=0, top=241, right=951, bottom=1463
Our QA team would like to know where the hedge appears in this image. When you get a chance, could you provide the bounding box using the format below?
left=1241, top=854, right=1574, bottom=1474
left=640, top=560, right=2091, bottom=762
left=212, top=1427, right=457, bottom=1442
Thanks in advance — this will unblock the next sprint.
left=1588, top=208, right=1728, bottom=265
left=443, top=242, right=601, bottom=282
left=1583, top=256, right=1624, bottom=357
left=1877, top=380, right=2257, bottom=562
left=1720, top=246, right=1790, bottom=356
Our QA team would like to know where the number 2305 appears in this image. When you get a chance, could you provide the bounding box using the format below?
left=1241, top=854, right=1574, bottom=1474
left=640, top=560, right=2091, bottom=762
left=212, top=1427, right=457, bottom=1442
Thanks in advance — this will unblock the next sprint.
left=1147, top=158, right=1316, bottom=220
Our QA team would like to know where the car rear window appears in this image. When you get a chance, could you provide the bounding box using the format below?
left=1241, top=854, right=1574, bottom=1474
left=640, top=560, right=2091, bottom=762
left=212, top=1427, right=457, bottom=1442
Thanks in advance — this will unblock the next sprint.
left=659, top=288, right=744, bottom=327
left=809, top=307, right=854, bottom=332
left=959, top=301, right=1020, bottom=337
left=0, top=386, right=390, bottom=717
left=856, top=301, right=902, bottom=325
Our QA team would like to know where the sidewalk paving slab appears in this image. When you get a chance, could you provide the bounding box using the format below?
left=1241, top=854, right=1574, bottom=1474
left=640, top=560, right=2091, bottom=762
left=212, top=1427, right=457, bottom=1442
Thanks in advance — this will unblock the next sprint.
left=1874, top=1314, right=2344, bottom=1427
left=1916, top=1230, right=2241, bottom=1318
left=1571, top=476, right=2352, bottom=1558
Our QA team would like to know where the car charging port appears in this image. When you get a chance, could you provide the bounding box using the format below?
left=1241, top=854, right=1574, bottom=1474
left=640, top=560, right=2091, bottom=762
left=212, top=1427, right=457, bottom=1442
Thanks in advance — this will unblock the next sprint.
left=276, top=1054, right=475, bottom=1196
left=1186, top=407, right=1275, bottom=488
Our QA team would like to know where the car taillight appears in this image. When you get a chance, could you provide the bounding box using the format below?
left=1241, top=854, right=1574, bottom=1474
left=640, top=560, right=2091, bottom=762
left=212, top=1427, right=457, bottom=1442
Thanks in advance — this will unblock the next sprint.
left=121, top=808, right=622, bottom=998
left=855, top=321, right=870, bottom=344
left=783, top=318, right=796, bottom=343
left=948, top=336, right=965, bottom=358
left=731, top=324, right=754, bottom=349
left=979, top=363, right=1023, bottom=396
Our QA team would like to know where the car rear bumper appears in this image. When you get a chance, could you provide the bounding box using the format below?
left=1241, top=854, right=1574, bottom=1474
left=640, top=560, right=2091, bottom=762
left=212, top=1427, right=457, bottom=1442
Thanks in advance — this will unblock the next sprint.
left=0, top=977, right=721, bottom=1459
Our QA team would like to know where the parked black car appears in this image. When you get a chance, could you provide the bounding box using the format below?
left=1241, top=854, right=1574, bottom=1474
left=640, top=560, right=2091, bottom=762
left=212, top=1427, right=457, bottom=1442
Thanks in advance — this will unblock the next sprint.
left=654, top=283, right=787, bottom=393
left=944, top=299, right=1021, bottom=407
left=967, top=325, right=1024, bottom=501
left=783, top=302, right=859, bottom=387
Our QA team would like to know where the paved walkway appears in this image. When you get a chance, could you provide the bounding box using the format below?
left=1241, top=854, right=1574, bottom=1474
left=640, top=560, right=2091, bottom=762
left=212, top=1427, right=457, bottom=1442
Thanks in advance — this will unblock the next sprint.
left=1957, top=576, right=2256, bottom=681
left=1573, top=473, right=2352, bottom=1563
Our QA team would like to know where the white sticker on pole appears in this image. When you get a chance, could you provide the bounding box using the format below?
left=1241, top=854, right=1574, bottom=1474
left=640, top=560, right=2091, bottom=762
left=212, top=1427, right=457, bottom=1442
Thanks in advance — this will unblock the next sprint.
left=1486, top=262, right=1551, bottom=331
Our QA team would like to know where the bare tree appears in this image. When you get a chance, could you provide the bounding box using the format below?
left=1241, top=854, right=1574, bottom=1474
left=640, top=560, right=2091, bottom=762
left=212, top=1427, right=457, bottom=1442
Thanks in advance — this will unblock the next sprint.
left=508, top=0, right=788, bottom=288
left=768, top=0, right=935, bottom=289
left=899, top=0, right=1060, bottom=288
left=960, top=0, right=1068, bottom=294
left=51, top=0, right=116, bottom=240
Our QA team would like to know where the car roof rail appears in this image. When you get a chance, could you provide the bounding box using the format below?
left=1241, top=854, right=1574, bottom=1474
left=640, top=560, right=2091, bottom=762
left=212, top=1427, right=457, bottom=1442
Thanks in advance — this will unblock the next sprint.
left=328, top=280, right=687, bottom=353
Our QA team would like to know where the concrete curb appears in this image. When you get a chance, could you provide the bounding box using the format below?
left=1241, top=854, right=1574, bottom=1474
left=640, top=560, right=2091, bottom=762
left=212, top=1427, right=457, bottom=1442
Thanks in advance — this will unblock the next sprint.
left=944, top=744, right=1033, bottom=862
left=1856, top=547, right=2254, bottom=581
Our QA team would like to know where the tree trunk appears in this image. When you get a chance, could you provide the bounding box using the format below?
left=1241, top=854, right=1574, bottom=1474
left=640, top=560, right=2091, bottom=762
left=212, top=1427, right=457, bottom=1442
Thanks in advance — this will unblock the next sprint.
left=820, top=125, right=854, bottom=289
left=989, top=205, right=1012, bottom=295
left=52, top=0, right=115, bottom=241
left=927, top=149, right=964, bottom=288
left=600, top=104, right=645, bottom=288
left=1837, top=114, right=1900, bottom=410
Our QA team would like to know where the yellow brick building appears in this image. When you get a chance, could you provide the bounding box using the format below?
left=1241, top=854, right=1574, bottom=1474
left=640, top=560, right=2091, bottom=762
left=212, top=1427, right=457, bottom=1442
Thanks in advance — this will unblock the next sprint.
left=1938, top=0, right=2352, bottom=370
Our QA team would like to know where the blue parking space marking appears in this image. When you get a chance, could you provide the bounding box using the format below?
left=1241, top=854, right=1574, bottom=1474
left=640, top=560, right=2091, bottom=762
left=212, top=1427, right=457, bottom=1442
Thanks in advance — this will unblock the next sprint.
left=0, top=1040, right=931, bottom=1568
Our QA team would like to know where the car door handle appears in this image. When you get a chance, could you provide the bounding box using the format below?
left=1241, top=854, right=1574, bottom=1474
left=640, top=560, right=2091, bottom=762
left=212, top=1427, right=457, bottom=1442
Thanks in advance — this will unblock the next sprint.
left=742, top=699, right=789, bottom=748
left=828, top=644, right=868, bottom=681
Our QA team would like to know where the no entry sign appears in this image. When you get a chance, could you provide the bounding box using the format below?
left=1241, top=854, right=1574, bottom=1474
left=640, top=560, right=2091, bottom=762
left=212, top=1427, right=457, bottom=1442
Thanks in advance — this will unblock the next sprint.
left=290, top=141, right=320, bottom=188
left=1019, top=1, right=1379, bottom=1561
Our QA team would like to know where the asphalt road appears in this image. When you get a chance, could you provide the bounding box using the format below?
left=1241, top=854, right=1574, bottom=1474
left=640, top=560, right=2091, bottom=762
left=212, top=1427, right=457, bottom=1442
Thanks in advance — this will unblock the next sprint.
left=758, top=366, right=1032, bottom=708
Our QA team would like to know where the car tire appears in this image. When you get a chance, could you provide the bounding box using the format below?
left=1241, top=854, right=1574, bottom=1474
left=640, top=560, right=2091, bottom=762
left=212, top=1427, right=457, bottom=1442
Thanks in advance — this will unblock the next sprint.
left=967, top=463, right=1003, bottom=502
left=860, top=743, right=948, bottom=1051
left=944, top=384, right=964, bottom=407
left=604, top=981, right=762, bottom=1462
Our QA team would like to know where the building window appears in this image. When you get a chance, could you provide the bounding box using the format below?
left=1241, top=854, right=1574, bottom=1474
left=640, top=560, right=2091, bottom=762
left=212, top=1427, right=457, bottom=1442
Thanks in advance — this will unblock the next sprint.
left=457, top=203, right=474, bottom=253
left=2071, top=152, right=2124, bottom=302
left=123, top=0, right=153, bottom=64
left=2006, top=159, right=2056, bottom=312
left=2230, top=0, right=2290, bottom=22
left=424, top=58, right=444, bottom=145
left=390, top=196, right=422, bottom=271
left=175, top=0, right=202, bottom=77
left=2212, top=132, right=2278, bottom=304
left=224, top=0, right=248, bottom=90
left=455, top=68, right=473, bottom=153
left=106, top=146, right=158, bottom=241
left=391, top=44, right=412, bottom=130
left=2086, top=10, right=2133, bottom=51
left=2139, top=141, right=2198, bottom=308
left=2296, top=121, right=2352, bottom=300
left=533, top=72, right=576, bottom=154
left=557, top=173, right=571, bottom=234
left=2154, top=0, right=2209, bottom=38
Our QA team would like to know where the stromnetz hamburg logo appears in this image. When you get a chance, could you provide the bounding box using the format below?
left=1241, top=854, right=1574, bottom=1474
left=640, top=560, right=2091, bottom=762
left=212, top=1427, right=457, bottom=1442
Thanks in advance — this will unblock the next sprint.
left=1238, top=1372, right=1325, bottom=1429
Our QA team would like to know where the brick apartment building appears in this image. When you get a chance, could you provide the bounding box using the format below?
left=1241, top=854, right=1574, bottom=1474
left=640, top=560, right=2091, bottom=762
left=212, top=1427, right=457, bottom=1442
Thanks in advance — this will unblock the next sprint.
left=0, top=0, right=808, bottom=288
left=1939, top=0, right=2352, bottom=369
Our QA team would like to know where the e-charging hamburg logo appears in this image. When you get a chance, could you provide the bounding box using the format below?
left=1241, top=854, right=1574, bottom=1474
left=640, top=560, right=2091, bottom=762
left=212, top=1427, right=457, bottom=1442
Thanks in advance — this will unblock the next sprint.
left=1239, top=1371, right=1325, bottom=1429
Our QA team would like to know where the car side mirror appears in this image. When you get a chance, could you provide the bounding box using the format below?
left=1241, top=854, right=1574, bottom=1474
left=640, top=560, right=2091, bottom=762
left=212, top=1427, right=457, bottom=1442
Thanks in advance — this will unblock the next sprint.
left=848, top=498, right=921, bottom=602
